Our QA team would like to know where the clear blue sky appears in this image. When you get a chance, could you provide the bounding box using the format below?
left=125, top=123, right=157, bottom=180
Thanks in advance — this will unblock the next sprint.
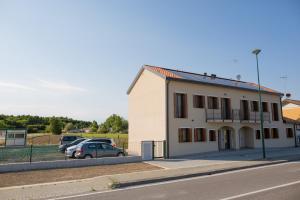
left=0, top=0, right=299, bottom=122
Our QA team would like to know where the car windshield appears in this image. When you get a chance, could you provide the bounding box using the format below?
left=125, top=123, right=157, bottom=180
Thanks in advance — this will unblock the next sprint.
left=63, top=136, right=76, bottom=141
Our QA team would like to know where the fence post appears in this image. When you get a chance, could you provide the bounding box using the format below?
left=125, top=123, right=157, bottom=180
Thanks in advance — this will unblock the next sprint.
left=29, top=144, right=33, bottom=163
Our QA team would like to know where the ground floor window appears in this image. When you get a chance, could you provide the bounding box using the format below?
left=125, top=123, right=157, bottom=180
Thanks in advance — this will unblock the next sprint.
left=264, top=128, right=270, bottom=139
left=256, top=130, right=261, bottom=140
left=271, top=128, right=279, bottom=139
left=178, top=128, right=192, bottom=143
left=194, top=128, right=206, bottom=142
left=209, top=130, right=216, bottom=141
left=286, top=128, right=294, bottom=138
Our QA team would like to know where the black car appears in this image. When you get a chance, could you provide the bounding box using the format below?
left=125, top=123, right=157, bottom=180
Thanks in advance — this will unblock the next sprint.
left=60, top=135, right=82, bottom=145
left=59, top=138, right=86, bottom=153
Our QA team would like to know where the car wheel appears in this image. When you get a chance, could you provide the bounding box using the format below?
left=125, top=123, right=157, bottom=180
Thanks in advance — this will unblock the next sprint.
left=72, top=152, right=76, bottom=158
left=84, top=154, right=93, bottom=159
left=117, top=153, right=125, bottom=157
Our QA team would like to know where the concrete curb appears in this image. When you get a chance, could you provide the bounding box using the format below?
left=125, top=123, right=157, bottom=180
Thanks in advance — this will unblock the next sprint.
left=0, top=156, right=142, bottom=173
left=118, top=157, right=300, bottom=188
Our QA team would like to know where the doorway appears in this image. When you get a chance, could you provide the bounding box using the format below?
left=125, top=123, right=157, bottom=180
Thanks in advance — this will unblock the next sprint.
left=221, top=98, right=231, bottom=120
left=218, top=127, right=235, bottom=150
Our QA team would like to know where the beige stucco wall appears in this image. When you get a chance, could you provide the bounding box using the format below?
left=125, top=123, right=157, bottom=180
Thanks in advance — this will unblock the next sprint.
left=128, top=69, right=166, bottom=156
left=168, top=80, right=295, bottom=157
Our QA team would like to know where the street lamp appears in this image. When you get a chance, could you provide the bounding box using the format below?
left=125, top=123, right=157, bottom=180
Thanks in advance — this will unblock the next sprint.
left=252, top=48, right=266, bottom=159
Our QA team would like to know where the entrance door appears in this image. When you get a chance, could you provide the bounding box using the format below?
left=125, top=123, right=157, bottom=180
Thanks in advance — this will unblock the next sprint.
left=218, top=129, right=232, bottom=150
left=224, top=130, right=231, bottom=149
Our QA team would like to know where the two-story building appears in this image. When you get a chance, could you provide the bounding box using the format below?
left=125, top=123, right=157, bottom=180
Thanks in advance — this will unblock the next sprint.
left=127, top=65, right=295, bottom=157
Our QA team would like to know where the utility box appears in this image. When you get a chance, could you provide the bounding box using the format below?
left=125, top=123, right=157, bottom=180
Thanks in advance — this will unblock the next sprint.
left=4, top=130, right=27, bottom=146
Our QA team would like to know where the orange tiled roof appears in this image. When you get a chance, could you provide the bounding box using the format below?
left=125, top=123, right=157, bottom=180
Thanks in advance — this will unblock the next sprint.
left=283, top=107, right=300, bottom=121
left=144, top=65, right=182, bottom=79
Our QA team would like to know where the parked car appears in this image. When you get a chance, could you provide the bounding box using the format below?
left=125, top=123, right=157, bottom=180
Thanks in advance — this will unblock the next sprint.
left=60, top=135, right=82, bottom=145
left=58, top=138, right=86, bottom=153
left=65, top=138, right=116, bottom=158
left=75, top=142, right=124, bottom=159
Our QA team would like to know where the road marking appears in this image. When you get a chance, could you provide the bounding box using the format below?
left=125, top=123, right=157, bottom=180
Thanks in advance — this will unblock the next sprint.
left=220, top=180, right=300, bottom=200
left=49, top=161, right=299, bottom=200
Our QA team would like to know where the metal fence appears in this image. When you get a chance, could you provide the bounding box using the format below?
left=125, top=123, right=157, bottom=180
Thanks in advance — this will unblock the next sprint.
left=0, top=134, right=128, bottom=164
left=0, top=145, right=65, bottom=164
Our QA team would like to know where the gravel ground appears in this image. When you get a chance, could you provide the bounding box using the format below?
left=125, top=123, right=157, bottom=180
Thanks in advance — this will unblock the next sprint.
left=0, top=162, right=160, bottom=188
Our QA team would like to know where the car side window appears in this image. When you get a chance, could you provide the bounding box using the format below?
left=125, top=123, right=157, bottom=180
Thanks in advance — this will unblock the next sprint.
left=102, top=144, right=113, bottom=150
left=88, top=144, right=96, bottom=149
left=97, top=144, right=103, bottom=149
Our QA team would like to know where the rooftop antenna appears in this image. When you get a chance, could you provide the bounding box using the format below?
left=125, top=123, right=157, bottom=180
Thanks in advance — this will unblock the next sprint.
left=280, top=76, right=288, bottom=97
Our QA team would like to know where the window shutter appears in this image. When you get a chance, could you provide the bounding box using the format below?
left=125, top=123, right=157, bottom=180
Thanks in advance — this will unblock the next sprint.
left=174, top=93, right=177, bottom=118
left=189, top=128, right=192, bottom=142
left=203, top=129, right=206, bottom=141
left=184, top=94, right=188, bottom=118
left=194, top=129, right=197, bottom=142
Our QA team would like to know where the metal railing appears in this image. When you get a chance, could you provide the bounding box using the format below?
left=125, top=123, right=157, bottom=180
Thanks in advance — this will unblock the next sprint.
left=206, top=108, right=270, bottom=123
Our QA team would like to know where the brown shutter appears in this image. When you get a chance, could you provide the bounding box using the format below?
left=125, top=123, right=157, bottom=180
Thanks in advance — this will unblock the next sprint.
left=189, top=128, right=192, bottom=142
left=174, top=93, right=177, bottom=118
left=193, top=95, right=196, bottom=108
left=203, top=128, right=206, bottom=141
left=184, top=94, right=188, bottom=118
left=194, top=129, right=197, bottom=142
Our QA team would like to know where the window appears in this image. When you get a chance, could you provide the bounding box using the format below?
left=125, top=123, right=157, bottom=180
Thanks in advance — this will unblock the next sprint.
left=102, top=143, right=113, bottom=150
left=271, top=128, right=279, bottom=139
left=88, top=144, right=96, bottom=149
left=264, top=128, right=270, bottom=139
left=174, top=93, right=188, bottom=118
left=193, top=95, right=205, bottom=108
left=207, top=96, right=219, bottom=109
left=262, top=102, right=269, bottom=112
left=271, top=103, right=279, bottom=121
left=286, top=128, right=294, bottom=138
left=251, top=101, right=259, bottom=112
left=194, top=128, right=206, bottom=142
left=209, top=130, right=216, bottom=141
left=178, top=128, right=192, bottom=143
left=15, top=134, right=25, bottom=139
left=256, top=130, right=261, bottom=140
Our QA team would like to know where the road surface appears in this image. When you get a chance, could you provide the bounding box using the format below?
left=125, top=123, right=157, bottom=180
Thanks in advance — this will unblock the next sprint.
left=53, top=161, right=300, bottom=200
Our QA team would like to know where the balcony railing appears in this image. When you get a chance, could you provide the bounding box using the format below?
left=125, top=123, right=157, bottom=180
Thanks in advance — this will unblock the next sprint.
left=206, top=108, right=270, bottom=123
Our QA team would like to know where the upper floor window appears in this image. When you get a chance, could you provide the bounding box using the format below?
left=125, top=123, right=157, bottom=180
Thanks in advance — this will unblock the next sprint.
left=286, top=128, right=294, bottom=138
left=271, top=103, right=279, bottom=121
left=178, top=128, right=192, bottom=143
left=193, top=95, right=205, bottom=108
left=174, top=93, right=187, bottom=118
left=194, top=128, right=206, bottom=142
left=251, top=101, right=259, bottom=112
left=262, top=102, right=269, bottom=112
left=207, top=96, right=219, bottom=109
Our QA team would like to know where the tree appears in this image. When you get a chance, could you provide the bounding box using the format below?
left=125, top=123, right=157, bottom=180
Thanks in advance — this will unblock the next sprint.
left=97, top=123, right=109, bottom=133
left=90, top=120, right=99, bottom=132
left=64, top=122, right=74, bottom=132
left=102, top=114, right=128, bottom=133
left=49, top=117, right=62, bottom=135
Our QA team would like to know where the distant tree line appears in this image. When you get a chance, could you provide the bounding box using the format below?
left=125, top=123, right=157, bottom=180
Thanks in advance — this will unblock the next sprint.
left=0, top=114, right=128, bottom=135
left=0, top=114, right=92, bottom=134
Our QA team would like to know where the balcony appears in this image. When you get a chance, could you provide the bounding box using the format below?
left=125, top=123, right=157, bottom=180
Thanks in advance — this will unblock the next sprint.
left=206, top=109, right=270, bottom=123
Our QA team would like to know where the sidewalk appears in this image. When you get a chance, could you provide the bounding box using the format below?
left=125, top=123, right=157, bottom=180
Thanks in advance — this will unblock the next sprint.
left=1, top=147, right=300, bottom=200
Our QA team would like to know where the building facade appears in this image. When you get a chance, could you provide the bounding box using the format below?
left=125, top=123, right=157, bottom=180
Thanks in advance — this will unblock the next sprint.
left=128, top=65, right=295, bottom=157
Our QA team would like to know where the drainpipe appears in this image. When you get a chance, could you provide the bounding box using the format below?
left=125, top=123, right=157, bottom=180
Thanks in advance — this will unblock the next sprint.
left=165, top=80, right=170, bottom=158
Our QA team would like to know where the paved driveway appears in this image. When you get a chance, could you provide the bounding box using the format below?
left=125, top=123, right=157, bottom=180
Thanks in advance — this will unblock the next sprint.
left=147, top=147, right=300, bottom=169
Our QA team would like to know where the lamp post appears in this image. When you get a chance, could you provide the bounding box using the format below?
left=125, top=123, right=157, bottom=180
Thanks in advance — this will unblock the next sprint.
left=252, top=48, right=266, bottom=159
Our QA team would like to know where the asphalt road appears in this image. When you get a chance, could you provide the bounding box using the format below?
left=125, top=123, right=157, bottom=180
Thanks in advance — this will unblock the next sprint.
left=54, top=161, right=300, bottom=200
